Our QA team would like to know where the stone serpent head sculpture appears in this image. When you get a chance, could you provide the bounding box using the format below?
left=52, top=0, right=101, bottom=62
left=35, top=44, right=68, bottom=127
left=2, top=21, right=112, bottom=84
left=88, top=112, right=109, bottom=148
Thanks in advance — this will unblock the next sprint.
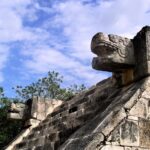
left=91, top=32, right=135, bottom=72
left=91, top=26, right=150, bottom=86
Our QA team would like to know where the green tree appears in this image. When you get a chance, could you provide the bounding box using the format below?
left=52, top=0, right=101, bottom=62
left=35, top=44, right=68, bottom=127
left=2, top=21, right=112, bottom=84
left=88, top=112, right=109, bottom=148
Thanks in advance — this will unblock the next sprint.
left=0, top=87, right=23, bottom=149
left=13, top=71, right=86, bottom=101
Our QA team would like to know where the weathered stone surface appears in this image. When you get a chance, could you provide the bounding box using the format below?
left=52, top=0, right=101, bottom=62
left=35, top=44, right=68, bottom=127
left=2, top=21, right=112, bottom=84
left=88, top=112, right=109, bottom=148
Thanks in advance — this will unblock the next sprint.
left=91, top=33, right=134, bottom=72
left=85, top=133, right=105, bottom=150
left=132, top=148, right=149, bottom=150
left=124, top=89, right=141, bottom=110
left=8, top=97, right=63, bottom=122
left=124, top=147, right=132, bottom=150
left=129, top=99, right=148, bottom=119
left=120, top=120, right=139, bottom=146
left=101, top=145, right=124, bottom=150
left=133, top=26, right=150, bottom=80
left=139, top=118, right=150, bottom=148
left=107, top=125, right=120, bottom=145
left=8, top=103, right=27, bottom=120
left=127, top=116, right=138, bottom=121
left=93, top=108, right=126, bottom=136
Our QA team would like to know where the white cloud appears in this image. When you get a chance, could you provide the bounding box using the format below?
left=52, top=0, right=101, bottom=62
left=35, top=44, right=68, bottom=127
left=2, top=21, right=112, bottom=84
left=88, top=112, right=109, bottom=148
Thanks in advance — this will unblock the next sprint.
left=0, top=0, right=35, bottom=82
left=1, top=0, right=150, bottom=87
left=52, top=0, right=150, bottom=42
left=21, top=0, right=150, bottom=86
left=0, top=0, right=36, bottom=42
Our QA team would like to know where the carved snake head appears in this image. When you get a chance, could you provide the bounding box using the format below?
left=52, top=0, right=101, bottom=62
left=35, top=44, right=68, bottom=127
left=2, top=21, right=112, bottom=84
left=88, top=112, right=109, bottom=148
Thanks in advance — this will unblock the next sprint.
left=91, top=32, right=135, bottom=72
left=8, top=102, right=27, bottom=120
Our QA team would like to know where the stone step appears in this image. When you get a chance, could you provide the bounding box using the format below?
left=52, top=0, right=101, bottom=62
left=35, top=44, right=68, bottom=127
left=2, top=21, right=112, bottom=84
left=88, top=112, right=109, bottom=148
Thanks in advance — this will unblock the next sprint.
left=32, top=122, right=49, bottom=132
left=33, top=141, right=60, bottom=150
left=48, top=90, right=96, bottom=119
left=23, top=131, right=40, bottom=141
left=49, top=103, right=69, bottom=117
left=16, top=135, right=61, bottom=150
left=15, top=141, right=28, bottom=149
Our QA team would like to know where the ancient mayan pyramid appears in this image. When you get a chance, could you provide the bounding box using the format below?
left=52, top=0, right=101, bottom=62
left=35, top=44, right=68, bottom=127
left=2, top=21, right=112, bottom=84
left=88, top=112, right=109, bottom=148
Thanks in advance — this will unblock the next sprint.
left=5, top=26, right=150, bottom=150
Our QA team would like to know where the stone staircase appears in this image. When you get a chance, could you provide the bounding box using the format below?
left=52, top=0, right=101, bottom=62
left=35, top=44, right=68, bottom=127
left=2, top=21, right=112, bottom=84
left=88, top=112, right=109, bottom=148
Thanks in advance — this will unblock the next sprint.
left=13, top=78, right=116, bottom=150
left=9, top=75, right=150, bottom=150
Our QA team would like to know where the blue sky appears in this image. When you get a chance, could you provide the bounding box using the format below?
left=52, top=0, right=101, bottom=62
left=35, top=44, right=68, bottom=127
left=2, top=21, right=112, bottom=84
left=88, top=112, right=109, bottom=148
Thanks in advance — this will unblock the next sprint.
left=1, top=0, right=150, bottom=97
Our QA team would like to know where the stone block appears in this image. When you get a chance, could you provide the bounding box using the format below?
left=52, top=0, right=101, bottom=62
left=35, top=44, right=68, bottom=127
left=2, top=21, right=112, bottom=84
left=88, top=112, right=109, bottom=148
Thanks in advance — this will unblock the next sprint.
left=85, top=132, right=105, bottom=150
left=101, top=145, right=124, bottom=150
left=45, top=132, right=59, bottom=143
left=132, top=148, right=149, bottom=150
left=124, top=147, right=132, bottom=150
left=127, top=116, right=138, bottom=121
left=141, top=87, right=150, bottom=100
left=129, top=99, right=147, bottom=119
left=139, top=118, right=150, bottom=148
left=107, top=125, right=120, bottom=145
left=124, top=89, right=141, bottom=110
left=42, top=143, right=53, bottom=150
left=7, top=112, right=23, bottom=120
left=133, top=26, right=150, bottom=79
left=120, top=120, right=139, bottom=146
left=76, top=109, right=84, bottom=118
left=16, top=141, right=27, bottom=149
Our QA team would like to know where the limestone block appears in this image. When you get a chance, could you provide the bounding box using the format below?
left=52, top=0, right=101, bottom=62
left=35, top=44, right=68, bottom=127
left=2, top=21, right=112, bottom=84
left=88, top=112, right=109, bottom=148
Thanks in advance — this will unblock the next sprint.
left=45, top=132, right=59, bottom=143
left=124, top=89, right=141, bottom=110
left=120, top=120, right=139, bottom=146
left=124, top=147, right=132, bottom=150
left=61, top=110, right=68, bottom=117
left=141, top=77, right=150, bottom=89
left=7, top=112, right=23, bottom=120
left=127, top=116, right=138, bottom=121
left=107, top=126, right=120, bottom=145
left=85, top=132, right=105, bottom=150
left=132, top=148, right=149, bottom=150
left=101, top=145, right=124, bottom=150
left=76, top=109, right=84, bottom=118
left=25, top=119, right=40, bottom=126
left=129, top=99, right=148, bottom=119
left=133, top=26, right=150, bottom=79
left=30, top=98, right=63, bottom=121
left=45, top=99, right=63, bottom=115
left=142, top=89, right=150, bottom=100
left=139, top=118, right=150, bottom=148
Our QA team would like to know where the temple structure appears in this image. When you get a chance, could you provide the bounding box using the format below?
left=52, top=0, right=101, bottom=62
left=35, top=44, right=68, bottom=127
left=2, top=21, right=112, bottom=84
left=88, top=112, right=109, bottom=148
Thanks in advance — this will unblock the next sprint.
left=5, top=26, right=150, bottom=150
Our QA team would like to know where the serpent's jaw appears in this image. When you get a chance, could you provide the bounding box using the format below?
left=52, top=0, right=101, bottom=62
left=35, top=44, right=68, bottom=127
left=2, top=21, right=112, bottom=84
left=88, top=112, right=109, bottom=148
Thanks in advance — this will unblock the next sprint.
left=91, top=32, right=135, bottom=72
left=8, top=103, right=26, bottom=120
left=92, top=41, right=117, bottom=58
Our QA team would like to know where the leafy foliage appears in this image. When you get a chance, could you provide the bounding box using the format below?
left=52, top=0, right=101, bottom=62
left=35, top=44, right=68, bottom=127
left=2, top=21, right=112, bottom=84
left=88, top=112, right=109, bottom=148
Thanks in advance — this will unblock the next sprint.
left=0, top=87, right=23, bottom=149
left=13, top=71, right=86, bottom=101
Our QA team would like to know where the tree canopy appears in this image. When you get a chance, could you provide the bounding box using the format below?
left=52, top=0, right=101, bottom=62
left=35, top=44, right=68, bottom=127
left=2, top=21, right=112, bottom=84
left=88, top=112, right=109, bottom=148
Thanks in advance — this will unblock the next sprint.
left=13, top=71, right=86, bottom=101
